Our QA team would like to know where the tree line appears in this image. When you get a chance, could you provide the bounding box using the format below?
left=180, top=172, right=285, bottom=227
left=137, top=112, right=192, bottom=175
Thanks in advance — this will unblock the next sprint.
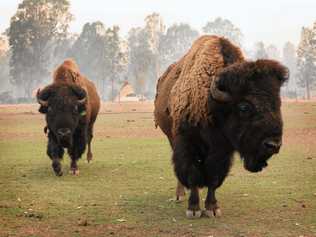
left=0, top=0, right=315, bottom=102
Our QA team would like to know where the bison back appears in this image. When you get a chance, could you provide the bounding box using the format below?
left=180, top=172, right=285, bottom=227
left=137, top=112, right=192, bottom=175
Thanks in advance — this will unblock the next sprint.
left=154, top=61, right=183, bottom=139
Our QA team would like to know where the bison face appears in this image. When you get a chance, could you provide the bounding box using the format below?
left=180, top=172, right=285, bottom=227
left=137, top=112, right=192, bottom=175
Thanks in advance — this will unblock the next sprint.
left=211, top=59, right=289, bottom=172
left=223, top=98, right=283, bottom=172
left=37, top=84, right=87, bottom=148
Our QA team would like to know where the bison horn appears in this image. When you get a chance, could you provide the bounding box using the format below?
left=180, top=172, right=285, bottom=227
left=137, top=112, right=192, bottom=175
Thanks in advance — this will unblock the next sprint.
left=210, top=76, right=232, bottom=102
left=36, top=89, right=48, bottom=106
left=78, top=96, right=86, bottom=104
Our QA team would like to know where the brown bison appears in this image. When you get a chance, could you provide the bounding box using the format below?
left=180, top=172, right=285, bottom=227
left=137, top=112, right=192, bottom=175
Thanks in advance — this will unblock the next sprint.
left=37, top=59, right=100, bottom=176
left=154, top=36, right=288, bottom=218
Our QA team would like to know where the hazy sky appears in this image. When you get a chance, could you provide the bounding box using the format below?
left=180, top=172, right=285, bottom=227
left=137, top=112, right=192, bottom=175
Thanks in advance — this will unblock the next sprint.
left=1, top=0, right=315, bottom=49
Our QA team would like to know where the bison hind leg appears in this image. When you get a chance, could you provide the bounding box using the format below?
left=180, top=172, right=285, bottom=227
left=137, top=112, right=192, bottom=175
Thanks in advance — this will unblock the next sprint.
left=175, top=180, right=185, bottom=202
left=86, top=126, right=94, bottom=163
left=86, top=141, right=93, bottom=163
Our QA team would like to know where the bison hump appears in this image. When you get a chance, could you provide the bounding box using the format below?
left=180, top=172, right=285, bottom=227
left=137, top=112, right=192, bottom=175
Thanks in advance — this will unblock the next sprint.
left=169, top=35, right=243, bottom=132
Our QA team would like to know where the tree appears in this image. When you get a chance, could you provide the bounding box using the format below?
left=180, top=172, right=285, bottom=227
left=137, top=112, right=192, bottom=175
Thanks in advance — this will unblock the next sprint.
left=297, top=23, right=316, bottom=99
left=8, top=0, right=73, bottom=98
left=127, top=13, right=165, bottom=98
left=69, top=21, right=108, bottom=92
left=282, top=42, right=297, bottom=96
left=202, top=17, right=243, bottom=46
left=104, top=26, right=124, bottom=101
left=266, top=44, right=280, bottom=60
left=69, top=22, right=123, bottom=100
left=50, top=33, right=77, bottom=71
left=0, top=35, right=11, bottom=94
left=254, top=42, right=268, bottom=59
left=144, top=13, right=165, bottom=96
left=159, top=23, right=199, bottom=72
left=127, top=27, right=153, bottom=96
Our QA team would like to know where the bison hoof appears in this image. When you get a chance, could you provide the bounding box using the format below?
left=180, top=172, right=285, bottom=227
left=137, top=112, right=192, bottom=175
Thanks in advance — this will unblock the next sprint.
left=186, top=209, right=202, bottom=219
left=203, top=208, right=222, bottom=218
left=55, top=170, right=63, bottom=176
left=175, top=195, right=185, bottom=203
left=87, top=154, right=93, bottom=163
left=70, top=169, right=80, bottom=176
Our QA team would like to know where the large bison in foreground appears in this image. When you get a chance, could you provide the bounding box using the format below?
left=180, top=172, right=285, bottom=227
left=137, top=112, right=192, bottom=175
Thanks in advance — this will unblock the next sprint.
left=154, top=36, right=288, bottom=218
left=37, top=59, right=100, bottom=176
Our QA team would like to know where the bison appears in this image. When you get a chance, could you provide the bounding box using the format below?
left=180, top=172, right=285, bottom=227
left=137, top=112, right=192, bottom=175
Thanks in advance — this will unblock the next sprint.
left=154, top=36, right=288, bottom=218
left=37, top=59, right=100, bottom=176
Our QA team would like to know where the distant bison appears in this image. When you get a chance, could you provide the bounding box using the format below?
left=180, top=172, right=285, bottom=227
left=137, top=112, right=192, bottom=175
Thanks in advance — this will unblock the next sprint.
left=37, top=59, right=100, bottom=176
left=154, top=36, right=288, bottom=218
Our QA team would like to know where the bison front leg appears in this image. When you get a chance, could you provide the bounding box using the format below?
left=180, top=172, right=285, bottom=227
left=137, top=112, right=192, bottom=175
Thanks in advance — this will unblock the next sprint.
left=203, top=155, right=232, bottom=217
left=204, top=188, right=221, bottom=217
left=68, top=128, right=87, bottom=175
left=186, top=187, right=202, bottom=218
left=68, top=151, right=83, bottom=176
left=68, top=145, right=85, bottom=175
left=47, top=132, right=64, bottom=176
left=70, top=159, right=80, bottom=175
left=173, top=134, right=203, bottom=218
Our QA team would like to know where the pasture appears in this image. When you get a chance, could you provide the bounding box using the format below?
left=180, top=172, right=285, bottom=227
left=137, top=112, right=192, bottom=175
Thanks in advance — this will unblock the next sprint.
left=0, top=102, right=315, bottom=237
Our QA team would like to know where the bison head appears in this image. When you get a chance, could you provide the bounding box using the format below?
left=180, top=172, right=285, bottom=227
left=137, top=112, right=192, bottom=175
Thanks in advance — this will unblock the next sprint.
left=211, top=59, right=289, bottom=172
left=37, top=84, right=87, bottom=148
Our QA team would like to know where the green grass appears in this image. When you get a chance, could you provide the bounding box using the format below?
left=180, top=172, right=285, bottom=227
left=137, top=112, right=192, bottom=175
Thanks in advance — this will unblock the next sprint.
left=0, top=103, right=315, bottom=237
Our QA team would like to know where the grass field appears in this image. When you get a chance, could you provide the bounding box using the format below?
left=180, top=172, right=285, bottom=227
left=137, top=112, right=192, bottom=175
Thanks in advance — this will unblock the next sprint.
left=0, top=102, right=315, bottom=237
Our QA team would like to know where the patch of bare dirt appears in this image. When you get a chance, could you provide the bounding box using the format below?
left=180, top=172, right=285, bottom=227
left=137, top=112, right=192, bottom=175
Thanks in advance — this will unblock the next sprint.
left=284, top=128, right=316, bottom=149
left=0, top=102, right=154, bottom=115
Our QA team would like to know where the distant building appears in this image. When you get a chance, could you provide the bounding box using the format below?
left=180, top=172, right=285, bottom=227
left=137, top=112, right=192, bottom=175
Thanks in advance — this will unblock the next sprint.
left=115, top=81, right=146, bottom=102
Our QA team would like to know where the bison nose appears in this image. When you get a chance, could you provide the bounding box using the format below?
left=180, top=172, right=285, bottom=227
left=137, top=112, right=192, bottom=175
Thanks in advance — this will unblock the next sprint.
left=57, top=128, right=71, bottom=137
left=262, top=138, right=282, bottom=154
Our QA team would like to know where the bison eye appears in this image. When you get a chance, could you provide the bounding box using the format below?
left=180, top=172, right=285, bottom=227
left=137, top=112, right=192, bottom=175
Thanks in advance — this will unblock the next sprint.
left=237, top=102, right=253, bottom=117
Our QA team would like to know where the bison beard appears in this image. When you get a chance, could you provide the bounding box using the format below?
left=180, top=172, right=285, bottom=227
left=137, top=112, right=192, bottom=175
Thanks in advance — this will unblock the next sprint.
left=154, top=36, right=288, bottom=218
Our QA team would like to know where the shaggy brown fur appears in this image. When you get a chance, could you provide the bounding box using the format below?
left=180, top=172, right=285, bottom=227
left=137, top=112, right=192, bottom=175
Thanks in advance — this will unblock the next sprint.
left=154, top=35, right=288, bottom=218
left=52, top=59, right=100, bottom=124
left=156, top=36, right=244, bottom=135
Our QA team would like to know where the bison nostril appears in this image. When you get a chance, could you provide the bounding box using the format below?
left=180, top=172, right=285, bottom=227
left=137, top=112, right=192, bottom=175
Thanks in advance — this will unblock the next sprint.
left=57, top=128, right=71, bottom=136
left=263, top=139, right=281, bottom=153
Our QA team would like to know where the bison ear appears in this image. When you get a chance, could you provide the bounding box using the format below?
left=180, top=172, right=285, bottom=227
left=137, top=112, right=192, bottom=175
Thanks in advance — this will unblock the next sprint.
left=214, top=63, right=251, bottom=99
left=71, top=85, right=86, bottom=100
left=255, top=60, right=289, bottom=85
left=71, top=85, right=87, bottom=116
left=39, top=105, right=48, bottom=114
left=37, top=85, right=53, bottom=114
